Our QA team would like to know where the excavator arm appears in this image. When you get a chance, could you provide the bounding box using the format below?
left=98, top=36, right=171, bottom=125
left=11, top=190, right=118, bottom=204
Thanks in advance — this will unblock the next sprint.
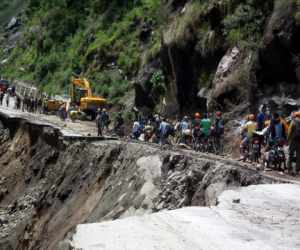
left=70, top=76, right=107, bottom=120
left=71, top=78, right=92, bottom=96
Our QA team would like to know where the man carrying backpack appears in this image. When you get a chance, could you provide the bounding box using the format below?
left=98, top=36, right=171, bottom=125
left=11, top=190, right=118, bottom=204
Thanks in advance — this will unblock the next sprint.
left=213, top=111, right=224, bottom=154
left=287, top=111, right=300, bottom=175
left=159, top=118, right=172, bottom=146
left=100, top=109, right=110, bottom=135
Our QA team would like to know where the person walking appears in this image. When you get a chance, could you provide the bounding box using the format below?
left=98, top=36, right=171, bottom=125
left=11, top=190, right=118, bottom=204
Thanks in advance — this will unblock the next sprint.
left=192, top=113, right=201, bottom=129
left=5, top=93, right=10, bottom=107
left=101, top=109, right=110, bottom=134
left=96, top=109, right=103, bottom=136
left=257, top=104, right=266, bottom=131
left=16, top=95, right=21, bottom=110
left=287, top=111, right=300, bottom=175
left=0, top=90, right=4, bottom=106
left=58, top=104, right=67, bottom=121
left=114, top=112, right=124, bottom=136
left=132, top=120, right=142, bottom=140
left=179, top=116, right=190, bottom=144
left=159, top=118, right=172, bottom=146
left=201, top=113, right=212, bottom=138
left=268, top=112, right=287, bottom=145
left=213, top=111, right=225, bottom=154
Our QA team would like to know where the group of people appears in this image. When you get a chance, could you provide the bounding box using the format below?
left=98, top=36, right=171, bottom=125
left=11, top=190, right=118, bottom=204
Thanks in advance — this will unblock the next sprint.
left=1, top=87, right=299, bottom=175
left=129, top=111, right=225, bottom=153
left=93, top=108, right=225, bottom=154
left=0, top=85, right=44, bottom=113
left=95, top=105, right=299, bottom=175
left=0, top=86, right=23, bottom=110
left=96, top=108, right=111, bottom=136
left=239, top=105, right=300, bottom=175
left=21, top=94, right=43, bottom=113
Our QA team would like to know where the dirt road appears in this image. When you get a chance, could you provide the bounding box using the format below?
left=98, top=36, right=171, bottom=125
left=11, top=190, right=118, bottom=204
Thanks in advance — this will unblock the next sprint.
left=1, top=97, right=299, bottom=184
left=0, top=95, right=98, bottom=136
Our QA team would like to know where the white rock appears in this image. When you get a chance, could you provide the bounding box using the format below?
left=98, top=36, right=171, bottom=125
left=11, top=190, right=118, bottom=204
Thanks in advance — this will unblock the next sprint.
left=72, top=184, right=300, bottom=250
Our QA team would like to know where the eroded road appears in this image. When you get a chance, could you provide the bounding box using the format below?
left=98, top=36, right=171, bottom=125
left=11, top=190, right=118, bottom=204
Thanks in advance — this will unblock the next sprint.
left=0, top=96, right=98, bottom=137
left=0, top=101, right=300, bottom=250
left=0, top=98, right=299, bottom=185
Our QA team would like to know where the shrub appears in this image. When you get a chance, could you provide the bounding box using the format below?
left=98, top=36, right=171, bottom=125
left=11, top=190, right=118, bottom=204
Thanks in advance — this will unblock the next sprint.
left=296, top=0, right=300, bottom=26
left=222, top=3, right=265, bottom=46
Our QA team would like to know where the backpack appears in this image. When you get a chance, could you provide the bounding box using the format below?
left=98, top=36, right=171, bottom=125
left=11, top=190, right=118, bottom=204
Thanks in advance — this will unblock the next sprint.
left=295, top=119, right=300, bottom=137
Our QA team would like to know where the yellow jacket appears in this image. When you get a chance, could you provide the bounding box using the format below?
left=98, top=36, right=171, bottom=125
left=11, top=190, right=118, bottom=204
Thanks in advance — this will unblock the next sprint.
left=280, top=117, right=289, bottom=135
left=243, top=121, right=257, bottom=138
left=288, top=117, right=300, bottom=143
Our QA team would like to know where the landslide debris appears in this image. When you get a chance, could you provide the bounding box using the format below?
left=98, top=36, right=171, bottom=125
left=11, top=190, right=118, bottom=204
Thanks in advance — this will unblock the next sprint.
left=71, top=184, right=300, bottom=250
left=0, top=113, right=275, bottom=250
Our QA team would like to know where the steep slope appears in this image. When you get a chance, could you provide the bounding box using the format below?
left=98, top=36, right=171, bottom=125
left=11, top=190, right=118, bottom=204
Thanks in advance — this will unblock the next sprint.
left=0, top=0, right=25, bottom=27
left=0, top=112, right=274, bottom=250
left=0, top=0, right=299, bottom=115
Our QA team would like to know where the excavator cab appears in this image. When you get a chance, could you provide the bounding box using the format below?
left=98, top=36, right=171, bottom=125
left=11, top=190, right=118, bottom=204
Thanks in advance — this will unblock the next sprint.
left=70, top=77, right=107, bottom=120
left=73, top=88, right=88, bottom=105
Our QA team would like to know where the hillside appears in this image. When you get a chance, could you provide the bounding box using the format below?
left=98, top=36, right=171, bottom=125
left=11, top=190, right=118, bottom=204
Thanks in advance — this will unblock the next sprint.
left=0, top=0, right=300, bottom=115
left=0, top=0, right=25, bottom=26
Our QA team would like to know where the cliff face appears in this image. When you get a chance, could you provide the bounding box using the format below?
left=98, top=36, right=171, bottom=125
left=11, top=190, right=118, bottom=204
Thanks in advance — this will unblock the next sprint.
left=160, top=0, right=300, bottom=115
left=0, top=113, right=272, bottom=250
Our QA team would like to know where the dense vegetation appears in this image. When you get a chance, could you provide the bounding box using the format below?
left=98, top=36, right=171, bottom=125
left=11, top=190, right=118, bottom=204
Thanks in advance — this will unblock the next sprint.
left=1, top=0, right=162, bottom=103
left=0, top=0, right=25, bottom=25
left=0, top=0, right=299, bottom=109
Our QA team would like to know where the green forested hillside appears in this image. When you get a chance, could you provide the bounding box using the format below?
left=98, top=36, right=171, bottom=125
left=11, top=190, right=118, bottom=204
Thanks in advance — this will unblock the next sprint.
left=0, top=0, right=299, bottom=114
left=1, top=0, right=162, bottom=103
left=0, top=0, right=25, bottom=26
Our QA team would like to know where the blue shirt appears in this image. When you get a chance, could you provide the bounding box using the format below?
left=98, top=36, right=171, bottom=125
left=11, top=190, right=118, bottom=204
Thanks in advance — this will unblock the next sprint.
left=180, top=121, right=189, bottom=131
left=159, top=121, right=169, bottom=136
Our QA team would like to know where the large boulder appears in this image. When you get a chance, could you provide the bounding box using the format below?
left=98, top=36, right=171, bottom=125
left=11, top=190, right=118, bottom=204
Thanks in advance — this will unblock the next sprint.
left=208, top=47, right=257, bottom=113
left=160, top=1, right=224, bottom=115
left=5, top=17, right=20, bottom=31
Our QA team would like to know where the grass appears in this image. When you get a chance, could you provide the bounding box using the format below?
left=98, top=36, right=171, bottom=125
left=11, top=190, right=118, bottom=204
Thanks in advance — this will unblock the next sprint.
left=166, top=1, right=205, bottom=46
left=296, top=0, right=300, bottom=25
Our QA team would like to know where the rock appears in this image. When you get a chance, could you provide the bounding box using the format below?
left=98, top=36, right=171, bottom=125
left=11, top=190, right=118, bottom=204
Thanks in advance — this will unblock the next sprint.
left=134, top=59, right=161, bottom=112
left=57, top=240, right=74, bottom=250
left=208, top=47, right=256, bottom=113
left=214, top=47, right=240, bottom=80
left=58, top=189, right=72, bottom=202
left=0, top=215, right=8, bottom=225
left=258, top=0, right=300, bottom=99
left=0, top=188, right=9, bottom=201
left=232, top=198, right=240, bottom=204
left=6, top=17, right=19, bottom=31
left=71, top=184, right=300, bottom=250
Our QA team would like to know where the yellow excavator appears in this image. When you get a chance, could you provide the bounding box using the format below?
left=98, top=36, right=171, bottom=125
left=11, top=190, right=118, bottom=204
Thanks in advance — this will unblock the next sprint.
left=70, top=77, right=106, bottom=120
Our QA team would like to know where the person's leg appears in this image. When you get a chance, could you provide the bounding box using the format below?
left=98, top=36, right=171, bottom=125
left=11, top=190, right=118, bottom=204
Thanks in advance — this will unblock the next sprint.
left=296, top=141, right=300, bottom=174
left=288, top=140, right=296, bottom=173
left=98, top=126, right=102, bottom=136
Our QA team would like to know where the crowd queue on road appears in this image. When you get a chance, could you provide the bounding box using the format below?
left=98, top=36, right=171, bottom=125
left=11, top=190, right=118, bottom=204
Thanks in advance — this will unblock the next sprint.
left=0, top=86, right=299, bottom=176
left=95, top=105, right=300, bottom=176
left=238, top=106, right=300, bottom=175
